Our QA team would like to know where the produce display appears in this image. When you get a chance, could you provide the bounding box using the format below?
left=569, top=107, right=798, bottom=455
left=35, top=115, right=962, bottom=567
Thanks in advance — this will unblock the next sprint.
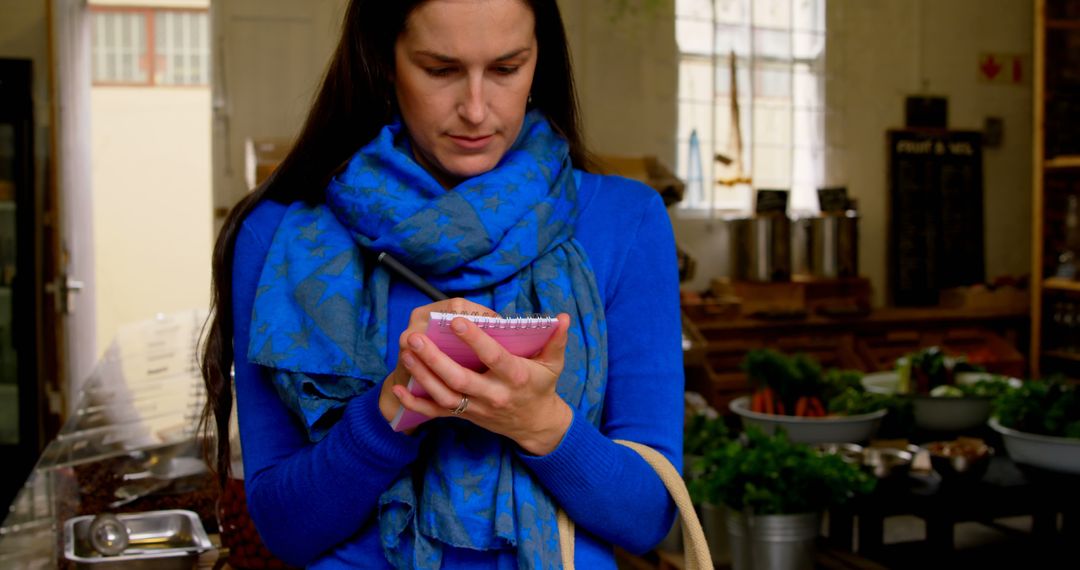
left=741, top=349, right=890, bottom=418
left=994, top=379, right=1080, bottom=439
left=897, top=346, right=1013, bottom=398
left=688, top=427, right=875, bottom=515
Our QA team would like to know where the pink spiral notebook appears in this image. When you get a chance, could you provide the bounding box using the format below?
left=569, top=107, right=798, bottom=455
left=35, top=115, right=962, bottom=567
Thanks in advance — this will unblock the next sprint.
left=390, top=312, right=559, bottom=432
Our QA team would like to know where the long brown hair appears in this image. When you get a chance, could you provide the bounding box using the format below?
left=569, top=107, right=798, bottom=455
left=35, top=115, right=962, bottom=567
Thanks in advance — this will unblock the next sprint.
left=199, top=0, right=590, bottom=485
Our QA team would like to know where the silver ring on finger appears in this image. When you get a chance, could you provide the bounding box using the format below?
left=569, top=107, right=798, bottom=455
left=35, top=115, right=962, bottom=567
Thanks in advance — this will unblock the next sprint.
left=450, top=395, right=469, bottom=416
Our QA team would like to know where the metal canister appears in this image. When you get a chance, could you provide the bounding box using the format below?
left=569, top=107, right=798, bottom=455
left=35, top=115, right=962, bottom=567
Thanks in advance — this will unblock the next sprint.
left=807, top=211, right=858, bottom=278
left=728, top=215, right=792, bottom=282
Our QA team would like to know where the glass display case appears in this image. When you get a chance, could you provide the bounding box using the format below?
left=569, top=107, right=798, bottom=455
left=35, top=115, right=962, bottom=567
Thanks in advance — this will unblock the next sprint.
left=0, top=310, right=216, bottom=567
left=0, top=57, right=40, bottom=515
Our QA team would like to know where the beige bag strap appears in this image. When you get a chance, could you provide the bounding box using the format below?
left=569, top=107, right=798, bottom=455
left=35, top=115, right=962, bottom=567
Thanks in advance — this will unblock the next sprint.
left=556, top=439, right=713, bottom=570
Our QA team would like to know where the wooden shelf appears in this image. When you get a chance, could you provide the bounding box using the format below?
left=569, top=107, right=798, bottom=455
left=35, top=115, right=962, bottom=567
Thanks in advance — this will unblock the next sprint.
left=1044, top=277, right=1080, bottom=293
left=1046, top=18, right=1080, bottom=30
left=1033, top=0, right=1080, bottom=379
left=1043, top=350, right=1080, bottom=363
left=1045, top=155, right=1080, bottom=170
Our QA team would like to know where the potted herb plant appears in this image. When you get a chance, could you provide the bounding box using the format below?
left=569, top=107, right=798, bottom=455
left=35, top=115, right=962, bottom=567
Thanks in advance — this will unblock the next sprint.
left=690, top=427, right=875, bottom=570
left=681, top=407, right=732, bottom=563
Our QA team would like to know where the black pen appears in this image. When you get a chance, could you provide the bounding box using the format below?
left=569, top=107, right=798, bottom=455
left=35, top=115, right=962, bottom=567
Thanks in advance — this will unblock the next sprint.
left=377, top=252, right=449, bottom=302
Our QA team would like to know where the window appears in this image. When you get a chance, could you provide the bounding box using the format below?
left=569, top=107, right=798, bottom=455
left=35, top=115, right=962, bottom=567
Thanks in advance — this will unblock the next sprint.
left=92, top=7, right=210, bottom=86
left=676, top=0, right=830, bottom=214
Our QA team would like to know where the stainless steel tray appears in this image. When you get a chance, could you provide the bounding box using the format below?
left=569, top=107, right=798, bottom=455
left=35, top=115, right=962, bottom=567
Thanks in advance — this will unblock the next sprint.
left=64, top=509, right=212, bottom=569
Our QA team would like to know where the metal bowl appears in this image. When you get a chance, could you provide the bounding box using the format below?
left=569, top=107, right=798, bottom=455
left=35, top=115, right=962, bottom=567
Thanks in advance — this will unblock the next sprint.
left=910, top=395, right=993, bottom=432
left=814, top=443, right=865, bottom=465
left=729, top=396, right=886, bottom=444
left=925, top=440, right=993, bottom=482
left=989, top=417, right=1080, bottom=475
left=863, top=446, right=914, bottom=479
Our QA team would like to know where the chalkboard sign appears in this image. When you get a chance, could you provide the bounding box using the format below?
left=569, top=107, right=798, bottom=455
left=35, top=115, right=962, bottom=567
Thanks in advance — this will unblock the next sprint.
left=888, top=130, right=984, bottom=306
left=817, top=187, right=849, bottom=213
left=755, top=189, right=789, bottom=215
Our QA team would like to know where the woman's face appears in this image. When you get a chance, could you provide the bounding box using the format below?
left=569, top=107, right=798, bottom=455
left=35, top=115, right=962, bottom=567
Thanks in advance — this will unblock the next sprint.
left=394, top=0, right=537, bottom=187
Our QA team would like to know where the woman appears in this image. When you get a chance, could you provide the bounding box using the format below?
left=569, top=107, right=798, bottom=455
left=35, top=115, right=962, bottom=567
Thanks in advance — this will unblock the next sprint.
left=200, top=0, right=684, bottom=568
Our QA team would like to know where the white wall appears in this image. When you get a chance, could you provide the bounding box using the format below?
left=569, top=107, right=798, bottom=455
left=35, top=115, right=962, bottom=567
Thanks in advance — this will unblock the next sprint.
left=91, top=87, right=212, bottom=355
left=566, top=0, right=1033, bottom=306
left=839, top=0, right=1032, bottom=306
left=559, top=1, right=678, bottom=166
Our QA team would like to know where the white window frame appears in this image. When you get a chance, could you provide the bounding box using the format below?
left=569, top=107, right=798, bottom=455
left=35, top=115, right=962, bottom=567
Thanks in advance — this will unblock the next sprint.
left=675, top=0, right=829, bottom=216
left=91, top=6, right=210, bottom=87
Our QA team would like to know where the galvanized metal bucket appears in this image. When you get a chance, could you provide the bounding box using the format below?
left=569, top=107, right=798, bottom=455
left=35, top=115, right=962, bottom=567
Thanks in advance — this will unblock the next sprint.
left=725, top=509, right=820, bottom=570
left=701, top=502, right=731, bottom=565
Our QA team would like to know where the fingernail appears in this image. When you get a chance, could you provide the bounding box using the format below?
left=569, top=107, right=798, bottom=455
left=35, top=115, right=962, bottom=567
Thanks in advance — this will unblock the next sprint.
left=408, top=335, right=423, bottom=349
left=451, top=319, right=467, bottom=334
left=402, top=353, right=415, bottom=368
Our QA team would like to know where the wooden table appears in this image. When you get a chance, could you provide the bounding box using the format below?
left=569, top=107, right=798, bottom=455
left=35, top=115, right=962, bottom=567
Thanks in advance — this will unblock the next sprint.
left=826, top=455, right=1079, bottom=558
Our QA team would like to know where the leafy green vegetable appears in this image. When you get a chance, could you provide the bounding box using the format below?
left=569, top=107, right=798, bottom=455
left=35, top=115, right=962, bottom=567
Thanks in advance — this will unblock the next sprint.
left=689, top=428, right=875, bottom=515
left=821, top=368, right=864, bottom=403
left=930, top=385, right=964, bottom=398
left=959, top=376, right=1014, bottom=399
left=828, top=387, right=891, bottom=415
left=898, top=346, right=986, bottom=395
left=684, top=413, right=730, bottom=457
left=742, top=349, right=811, bottom=404
left=994, top=379, right=1080, bottom=438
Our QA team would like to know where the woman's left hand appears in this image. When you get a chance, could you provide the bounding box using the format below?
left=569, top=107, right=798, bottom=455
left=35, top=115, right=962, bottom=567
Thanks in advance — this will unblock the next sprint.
left=391, top=313, right=573, bottom=455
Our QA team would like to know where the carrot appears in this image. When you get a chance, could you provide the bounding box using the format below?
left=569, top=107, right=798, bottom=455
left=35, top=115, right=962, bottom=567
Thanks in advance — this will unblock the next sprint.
left=761, top=388, right=775, bottom=415
left=808, top=397, right=826, bottom=417
left=751, top=390, right=765, bottom=413
left=795, top=396, right=809, bottom=417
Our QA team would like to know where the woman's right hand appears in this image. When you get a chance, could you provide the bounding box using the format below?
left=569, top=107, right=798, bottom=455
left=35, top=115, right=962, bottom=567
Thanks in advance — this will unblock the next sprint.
left=378, top=297, right=496, bottom=427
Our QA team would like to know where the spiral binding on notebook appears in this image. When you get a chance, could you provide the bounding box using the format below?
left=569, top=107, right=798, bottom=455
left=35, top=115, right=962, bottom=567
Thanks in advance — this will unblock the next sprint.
left=430, top=311, right=557, bottom=330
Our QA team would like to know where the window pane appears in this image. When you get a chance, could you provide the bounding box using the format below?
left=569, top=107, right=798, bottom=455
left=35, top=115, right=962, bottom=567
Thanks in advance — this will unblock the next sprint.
left=793, top=66, right=822, bottom=110
left=753, top=0, right=791, bottom=29
left=677, top=0, right=717, bottom=19
left=133, top=14, right=147, bottom=83
left=753, top=28, right=791, bottom=60
left=716, top=24, right=751, bottom=57
left=198, top=15, right=209, bottom=84
left=715, top=0, right=750, bottom=26
left=794, top=30, right=825, bottom=59
left=753, top=102, right=791, bottom=146
left=676, top=17, right=713, bottom=55
left=752, top=145, right=791, bottom=188
left=91, top=11, right=148, bottom=84
left=676, top=0, right=831, bottom=213
left=794, top=0, right=825, bottom=32
left=680, top=58, right=715, bottom=103
left=716, top=59, right=752, bottom=98
left=678, top=100, right=715, bottom=145
left=754, top=62, right=791, bottom=98
left=155, top=10, right=210, bottom=85
left=793, top=109, right=823, bottom=148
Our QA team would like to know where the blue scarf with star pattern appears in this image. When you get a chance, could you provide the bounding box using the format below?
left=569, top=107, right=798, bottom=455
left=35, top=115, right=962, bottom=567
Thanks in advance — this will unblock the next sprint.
left=248, top=110, right=607, bottom=569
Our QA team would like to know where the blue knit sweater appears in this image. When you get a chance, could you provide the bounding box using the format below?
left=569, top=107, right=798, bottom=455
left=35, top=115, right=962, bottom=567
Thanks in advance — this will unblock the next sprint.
left=231, top=171, right=684, bottom=568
